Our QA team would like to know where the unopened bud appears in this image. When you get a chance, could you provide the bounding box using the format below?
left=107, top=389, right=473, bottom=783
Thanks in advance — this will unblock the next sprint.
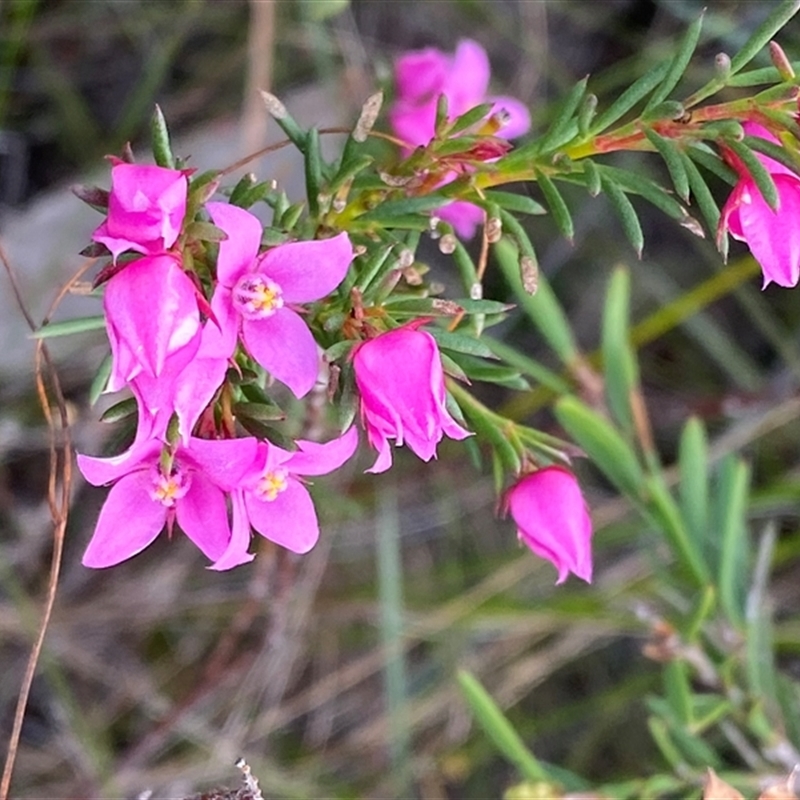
left=353, top=91, right=384, bottom=143
left=428, top=215, right=442, bottom=239
left=438, top=233, right=457, bottom=254
left=520, top=255, right=538, bottom=295
left=260, top=90, right=288, bottom=120
left=485, top=216, right=502, bottom=243
left=770, top=41, right=795, bottom=81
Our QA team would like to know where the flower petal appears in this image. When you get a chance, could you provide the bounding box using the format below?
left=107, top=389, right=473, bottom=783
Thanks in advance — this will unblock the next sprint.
left=176, top=471, right=230, bottom=561
left=437, top=200, right=485, bottom=240
left=207, top=201, right=262, bottom=287
left=447, top=39, right=490, bottom=114
left=77, top=439, right=163, bottom=486
left=395, top=47, right=449, bottom=103
left=288, top=426, right=358, bottom=476
left=82, top=472, right=167, bottom=567
left=488, top=94, right=531, bottom=139
left=245, top=478, right=320, bottom=553
left=210, top=490, right=256, bottom=571
left=184, top=436, right=260, bottom=490
left=242, top=308, right=320, bottom=398
left=258, top=232, right=353, bottom=302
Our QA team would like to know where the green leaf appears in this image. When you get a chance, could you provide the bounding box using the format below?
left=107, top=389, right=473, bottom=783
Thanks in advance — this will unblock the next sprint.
left=600, top=176, right=644, bottom=257
left=232, top=401, right=285, bottom=423
left=536, top=75, right=588, bottom=153
left=482, top=190, right=546, bottom=216
left=601, top=267, right=639, bottom=433
left=535, top=170, right=574, bottom=242
left=743, top=134, right=800, bottom=176
left=494, top=237, right=579, bottom=365
left=151, top=104, right=176, bottom=169
left=31, top=316, right=106, bottom=339
left=645, top=11, right=705, bottom=109
left=596, top=164, right=688, bottom=222
left=356, top=194, right=450, bottom=223
left=590, top=59, right=671, bottom=134
left=457, top=671, right=550, bottom=784
left=428, top=329, right=498, bottom=359
left=577, top=93, right=598, bottom=138
left=678, top=417, right=709, bottom=553
left=554, top=396, right=644, bottom=498
left=99, top=396, right=138, bottom=424
left=728, top=0, right=800, bottom=76
left=686, top=144, right=737, bottom=184
left=643, top=128, right=690, bottom=202
left=260, top=90, right=307, bottom=150
left=582, top=159, right=602, bottom=197
left=446, top=352, right=529, bottom=390
left=716, top=456, right=751, bottom=627
left=723, top=137, right=779, bottom=210
left=89, top=354, right=112, bottom=406
left=485, top=337, right=572, bottom=395
left=680, top=151, right=722, bottom=238
left=664, top=661, right=693, bottom=726
left=184, top=221, right=227, bottom=243
left=448, top=102, right=494, bottom=135
left=684, top=585, right=716, bottom=643
left=305, top=127, right=324, bottom=217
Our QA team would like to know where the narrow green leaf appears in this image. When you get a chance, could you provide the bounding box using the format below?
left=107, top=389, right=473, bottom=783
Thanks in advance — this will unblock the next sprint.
left=434, top=92, right=449, bottom=136
left=232, top=401, right=285, bottom=423
left=728, top=0, right=800, bottom=76
left=577, top=93, right=598, bottom=138
left=678, top=417, right=709, bottom=553
left=664, top=661, right=693, bottom=726
left=716, top=456, right=751, bottom=627
left=554, top=396, right=644, bottom=499
left=448, top=102, right=495, bottom=135
left=684, top=585, right=716, bottom=643
left=260, top=90, right=307, bottom=150
left=457, top=671, right=550, bottom=783
left=645, top=11, right=705, bottom=109
left=327, top=153, right=374, bottom=197
left=582, top=159, right=602, bottom=197
left=597, top=164, right=688, bottom=221
left=645, top=474, right=710, bottom=585
left=482, top=190, right=546, bottom=216
left=686, top=144, right=737, bottom=184
left=600, top=176, right=644, bottom=257
left=494, top=237, right=579, bottom=364
left=728, top=64, right=800, bottom=86
left=151, top=104, right=176, bottom=169
left=99, top=397, right=138, bottom=424
left=31, top=316, right=106, bottom=339
left=601, top=267, right=638, bottom=432
left=447, top=352, right=529, bottom=390
left=590, top=59, right=671, bottom=134
left=723, top=137, right=779, bottom=210
left=680, top=151, right=721, bottom=235
left=535, top=170, right=574, bottom=242
left=356, top=194, right=450, bottom=222
left=644, top=129, right=690, bottom=201
left=485, top=337, right=573, bottom=395
left=278, top=200, right=305, bottom=231
left=536, top=75, right=588, bottom=153
left=743, top=134, right=800, bottom=176
left=647, top=717, right=685, bottom=772
left=429, top=329, right=498, bottom=359
left=89, top=354, right=112, bottom=406
left=305, top=127, right=323, bottom=217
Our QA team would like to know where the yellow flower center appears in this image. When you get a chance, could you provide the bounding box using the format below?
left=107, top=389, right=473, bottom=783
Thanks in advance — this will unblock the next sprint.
left=233, top=274, right=284, bottom=319
left=257, top=468, right=289, bottom=502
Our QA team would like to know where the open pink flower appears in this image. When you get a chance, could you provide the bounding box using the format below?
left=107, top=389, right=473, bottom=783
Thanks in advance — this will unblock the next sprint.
left=504, top=467, right=593, bottom=584
left=207, top=202, right=354, bottom=398
left=213, top=427, right=359, bottom=570
left=353, top=326, right=470, bottom=473
left=104, top=254, right=201, bottom=393
left=78, top=436, right=259, bottom=568
left=719, top=122, right=800, bottom=288
left=92, top=162, right=187, bottom=262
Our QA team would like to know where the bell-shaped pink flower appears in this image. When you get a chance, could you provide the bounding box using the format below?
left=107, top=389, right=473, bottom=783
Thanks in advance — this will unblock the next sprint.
left=206, top=202, right=354, bottom=398
left=103, top=254, right=202, bottom=392
left=78, top=436, right=259, bottom=569
left=352, top=326, right=470, bottom=473
left=213, top=427, right=359, bottom=570
left=92, top=162, right=188, bottom=262
left=389, top=39, right=531, bottom=239
left=504, top=466, right=593, bottom=585
left=719, top=122, right=800, bottom=288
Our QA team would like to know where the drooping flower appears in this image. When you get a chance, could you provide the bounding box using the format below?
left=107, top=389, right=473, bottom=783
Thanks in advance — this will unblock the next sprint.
left=78, top=436, right=259, bottom=568
left=352, top=326, right=470, bottom=473
left=719, top=122, right=800, bottom=288
left=92, top=162, right=188, bottom=262
left=389, top=39, right=531, bottom=239
left=504, top=466, right=593, bottom=584
left=104, top=254, right=202, bottom=393
left=206, top=202, right=354, bottom=398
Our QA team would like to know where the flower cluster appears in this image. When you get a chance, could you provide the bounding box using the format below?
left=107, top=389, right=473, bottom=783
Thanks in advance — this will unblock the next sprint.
left=75, top=41, right=596, bottom=585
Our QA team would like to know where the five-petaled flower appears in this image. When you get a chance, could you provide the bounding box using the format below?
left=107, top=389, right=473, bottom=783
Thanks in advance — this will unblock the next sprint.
left=213, top=427, right=359, bottom=570
left=352, top=325, right=470, bottom=473
left=504, top=466, right=593, bottom=585
left=207, top=202, right=354, bottom=398
left=92, top=162, right=188, bottom=262
left=719, top=122, right=800, bottom=289
left=78, top=436, right=259, bottom=569
left=389, top=39, right=531, bottom=239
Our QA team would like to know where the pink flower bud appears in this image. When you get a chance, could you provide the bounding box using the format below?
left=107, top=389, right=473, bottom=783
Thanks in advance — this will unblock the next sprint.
left=353, top=326, right=470, bottom=473
left=92, top=163, right=188, bottom=262
left=504, top=467, right=593, bottom=584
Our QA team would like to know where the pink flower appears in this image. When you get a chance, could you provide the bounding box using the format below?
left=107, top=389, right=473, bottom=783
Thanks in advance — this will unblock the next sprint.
left=207, top=202, right=354, bottom=398
left=104, top=254, right=201, bottom=393
left=719, top=122, right=800, bottom=288
left=352, top=326, right=470, bottom=473
left=92, top=162, right=188, bottom=262
left=78, top=436, right=259, bottom=568
left=504, top=467, right=593, bottom=585
left=214, top=427, right=359, bottom=570
left=389, top=40, right=531, bottom=240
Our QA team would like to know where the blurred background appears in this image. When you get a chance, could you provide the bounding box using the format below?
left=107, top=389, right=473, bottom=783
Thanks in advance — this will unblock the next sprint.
left=2, top=1, right=800, bottom=797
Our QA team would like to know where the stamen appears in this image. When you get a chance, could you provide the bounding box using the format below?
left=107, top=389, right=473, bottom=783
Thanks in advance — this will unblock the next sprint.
left=256, top=467, right=289, bottom=501
left=232, top=273, right=284, bottom=319
left=149, top=463, right=192, bottom=507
